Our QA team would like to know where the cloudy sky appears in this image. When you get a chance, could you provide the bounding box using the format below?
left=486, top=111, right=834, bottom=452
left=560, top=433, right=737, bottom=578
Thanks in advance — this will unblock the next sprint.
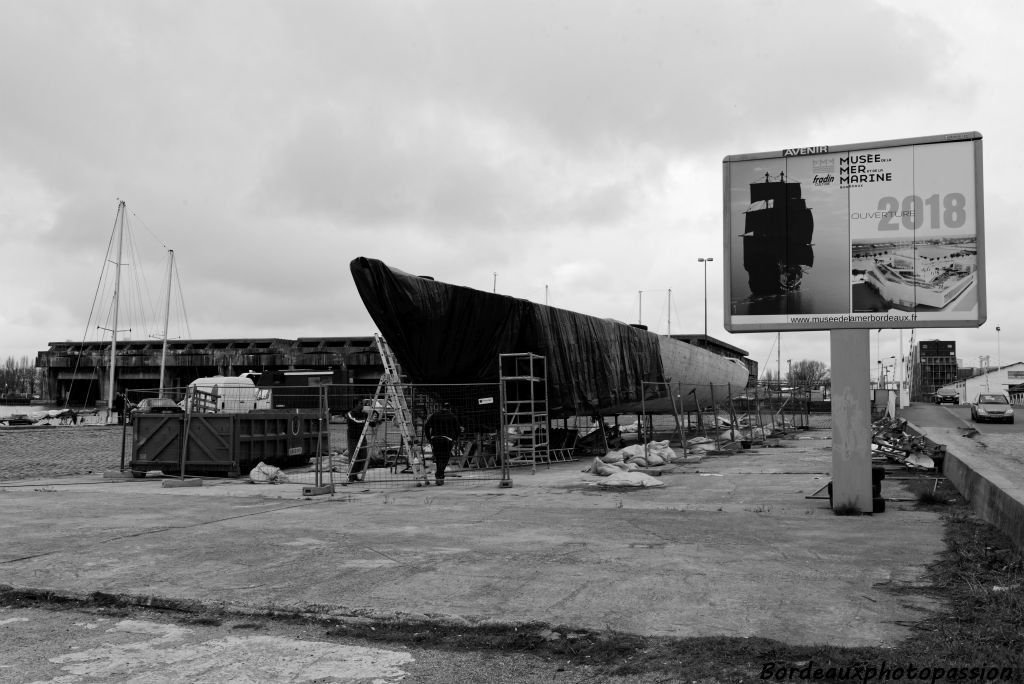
left=2, top=0, right=1021, bottom=384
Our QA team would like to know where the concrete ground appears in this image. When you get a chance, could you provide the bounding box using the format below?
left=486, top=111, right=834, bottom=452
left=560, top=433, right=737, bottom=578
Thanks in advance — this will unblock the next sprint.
left=1, top=429, right=954, bottom=648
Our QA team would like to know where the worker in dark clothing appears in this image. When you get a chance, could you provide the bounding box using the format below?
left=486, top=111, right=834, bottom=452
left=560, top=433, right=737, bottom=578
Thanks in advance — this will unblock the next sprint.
left=424, top=403, right=461, bottom=486
left=113, top=392, right=125, bottom=425
left=346, top=399, right=380, bottom=482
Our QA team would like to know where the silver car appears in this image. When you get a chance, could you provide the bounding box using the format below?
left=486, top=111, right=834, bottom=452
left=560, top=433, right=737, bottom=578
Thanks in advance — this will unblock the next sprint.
left=970, top=393, right=1014, bottom=424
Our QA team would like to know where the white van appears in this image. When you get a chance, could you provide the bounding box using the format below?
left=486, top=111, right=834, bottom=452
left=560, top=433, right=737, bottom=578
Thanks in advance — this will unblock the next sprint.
left=184, top=375, right=266, bottom=413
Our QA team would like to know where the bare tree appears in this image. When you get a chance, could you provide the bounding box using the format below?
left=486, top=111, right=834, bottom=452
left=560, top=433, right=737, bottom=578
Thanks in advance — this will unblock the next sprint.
left=789, top=359, right=829, bottom=388
left=0, top=356, right=39, bottom=398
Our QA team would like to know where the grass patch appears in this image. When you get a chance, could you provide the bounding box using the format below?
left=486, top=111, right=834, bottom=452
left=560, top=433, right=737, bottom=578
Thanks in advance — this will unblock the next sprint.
left=916, top=489, right=948, bottom=506
left=909, top=476, right=958, bottom=509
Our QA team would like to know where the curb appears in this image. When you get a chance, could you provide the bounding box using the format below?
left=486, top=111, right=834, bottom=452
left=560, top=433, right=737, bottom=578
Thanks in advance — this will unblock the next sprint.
left=906, top=420, right=1024, bottom=550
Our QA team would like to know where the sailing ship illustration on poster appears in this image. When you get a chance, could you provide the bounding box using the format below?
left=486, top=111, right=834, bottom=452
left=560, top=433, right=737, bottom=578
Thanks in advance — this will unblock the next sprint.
left=741, top=172, right=814, bottom=297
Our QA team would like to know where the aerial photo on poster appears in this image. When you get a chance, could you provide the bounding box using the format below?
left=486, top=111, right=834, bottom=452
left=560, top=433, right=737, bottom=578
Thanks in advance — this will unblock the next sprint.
left=723, top=132, right=984, bottom=333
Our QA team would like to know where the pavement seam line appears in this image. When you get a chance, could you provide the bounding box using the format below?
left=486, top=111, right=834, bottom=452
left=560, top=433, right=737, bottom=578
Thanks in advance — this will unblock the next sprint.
left=0, top=500, right=320, bottom=565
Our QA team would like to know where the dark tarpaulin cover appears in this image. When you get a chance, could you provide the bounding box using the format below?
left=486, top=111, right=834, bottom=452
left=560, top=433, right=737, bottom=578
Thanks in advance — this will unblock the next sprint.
left=350, top=257, right=665, bottom=416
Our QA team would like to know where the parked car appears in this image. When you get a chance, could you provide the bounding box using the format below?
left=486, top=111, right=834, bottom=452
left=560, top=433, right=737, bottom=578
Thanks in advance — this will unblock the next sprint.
left=933, top=388, right=959, bottom=405
left=970, top=393, right=1014, bottom=424
left=132, top=397, right=184, bottom=415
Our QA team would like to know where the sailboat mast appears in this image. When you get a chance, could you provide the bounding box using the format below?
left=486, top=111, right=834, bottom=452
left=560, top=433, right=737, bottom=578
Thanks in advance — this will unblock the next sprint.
left=107, top=200, right=126, bottom=418
left=159, top=249, right=173, bottom=397
left=777, top=332, right=781, bottom=388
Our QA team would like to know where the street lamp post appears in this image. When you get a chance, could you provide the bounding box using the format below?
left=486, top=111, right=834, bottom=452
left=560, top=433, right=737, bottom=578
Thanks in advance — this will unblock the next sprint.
left=996, top=326, right=1001, bottom=377
left=698, top=257, right=713, bottom=338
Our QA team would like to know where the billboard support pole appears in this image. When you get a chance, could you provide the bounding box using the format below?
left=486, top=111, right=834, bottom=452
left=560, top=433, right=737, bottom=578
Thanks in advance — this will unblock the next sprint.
left=830, top=329, right=872, bottom=513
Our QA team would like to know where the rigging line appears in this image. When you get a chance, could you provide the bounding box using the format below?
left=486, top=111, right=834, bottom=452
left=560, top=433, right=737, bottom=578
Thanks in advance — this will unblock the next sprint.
left=127, top=204, right=168, bottom=250
left=120, top=222, right=141, bottom=339
left=123, top=204, right=173, bottom=340
left=125, top=221, right=156, bottom=339
left=172, top=258, right=193, bottom=338
left=79, top=203, right=122, bottom=344
left=651, top=296, right=669, bottom=336
left=759, top=334, right=778, bottom=380
left=65, top=201, right=123, bottom=408
left=154, top=250, right=174, bottom=341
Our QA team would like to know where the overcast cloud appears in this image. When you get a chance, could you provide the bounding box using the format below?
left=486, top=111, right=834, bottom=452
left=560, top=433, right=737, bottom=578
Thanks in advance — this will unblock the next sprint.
left=1, top=0, right=1020, bottom=382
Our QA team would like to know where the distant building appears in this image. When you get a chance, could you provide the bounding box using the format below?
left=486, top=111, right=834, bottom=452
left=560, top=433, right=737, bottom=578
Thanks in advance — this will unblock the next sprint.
left=952, top=361, right=1024, bottom=403
left=37, top=334, right=757, bottom=406
left=36, top=337, right=383, bottom=406
left=910, top=339, right=958, bottom=402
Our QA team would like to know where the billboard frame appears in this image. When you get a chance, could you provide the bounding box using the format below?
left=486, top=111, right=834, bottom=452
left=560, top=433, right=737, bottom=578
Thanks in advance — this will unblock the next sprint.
left=722, top=131, right=985, bottom=333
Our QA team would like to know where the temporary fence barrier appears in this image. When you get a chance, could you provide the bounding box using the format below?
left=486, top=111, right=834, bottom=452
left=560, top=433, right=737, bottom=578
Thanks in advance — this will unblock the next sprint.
left=125, top=382, right=525, bottom=488
left=323, top=381, right=513, bottom=489
left=739, top=384, right=833, bottom=432
left=636, top=382, right=747, bottom=451
left=123, top=377, right=836, bottom=484
left=633, top=381, right=833, bottom=452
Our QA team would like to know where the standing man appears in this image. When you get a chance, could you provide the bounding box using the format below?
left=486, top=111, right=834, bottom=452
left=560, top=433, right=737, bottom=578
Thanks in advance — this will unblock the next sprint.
left=424, top=403, right=461, bottom=486
left=345, top=399, right=379, bottom=483
left=113, top=392, right=125, bottom=425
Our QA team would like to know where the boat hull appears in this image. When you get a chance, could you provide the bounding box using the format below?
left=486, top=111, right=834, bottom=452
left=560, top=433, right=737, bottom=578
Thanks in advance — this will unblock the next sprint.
left=350, top=257, right=748, bottom=416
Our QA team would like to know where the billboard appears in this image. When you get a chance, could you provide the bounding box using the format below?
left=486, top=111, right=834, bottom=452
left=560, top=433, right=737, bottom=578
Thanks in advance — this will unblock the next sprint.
left=723, top=132, right=984, bottom=333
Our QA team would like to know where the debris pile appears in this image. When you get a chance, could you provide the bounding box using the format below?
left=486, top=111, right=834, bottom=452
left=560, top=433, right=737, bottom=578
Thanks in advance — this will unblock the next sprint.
left=871, top=417, right=945, bottom=470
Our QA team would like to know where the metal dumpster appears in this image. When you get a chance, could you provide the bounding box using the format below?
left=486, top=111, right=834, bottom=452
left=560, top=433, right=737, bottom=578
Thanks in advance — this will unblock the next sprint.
left=130, top=410, right=328, bottom=477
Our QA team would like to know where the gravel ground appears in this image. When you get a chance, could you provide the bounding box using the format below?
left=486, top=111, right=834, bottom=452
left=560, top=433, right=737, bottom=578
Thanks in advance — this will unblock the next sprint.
left=0, top=425, right=131, bottom=481
left=0, top=422, right=352, bottom=482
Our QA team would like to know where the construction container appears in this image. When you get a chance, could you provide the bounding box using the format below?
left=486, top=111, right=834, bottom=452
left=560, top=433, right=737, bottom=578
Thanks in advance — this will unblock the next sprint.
left=129, top=410, right=328, bottom=477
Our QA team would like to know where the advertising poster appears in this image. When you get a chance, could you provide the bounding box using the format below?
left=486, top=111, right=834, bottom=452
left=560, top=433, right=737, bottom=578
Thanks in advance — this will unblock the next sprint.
left=723, top=133, right=984, bottom=333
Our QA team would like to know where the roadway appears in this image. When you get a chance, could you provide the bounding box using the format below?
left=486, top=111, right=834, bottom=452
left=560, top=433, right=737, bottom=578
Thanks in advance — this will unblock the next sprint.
left=900, top=400, right=1022, bottom=435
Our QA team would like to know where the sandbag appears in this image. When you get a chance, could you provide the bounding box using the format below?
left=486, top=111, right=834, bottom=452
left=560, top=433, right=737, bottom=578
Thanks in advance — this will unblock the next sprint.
left=601, top=450, right=624, bottom=463
left=645, top=452, right=666, bottom=466
left=620, top=444, right=646, bottom=459
left=647, top=442, right=674, bottom=458
left=585, top=457, right=626, bottom=477
left=249, top=461, right=288, bottom=484
left=595, top=472, right=665, bottom=488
